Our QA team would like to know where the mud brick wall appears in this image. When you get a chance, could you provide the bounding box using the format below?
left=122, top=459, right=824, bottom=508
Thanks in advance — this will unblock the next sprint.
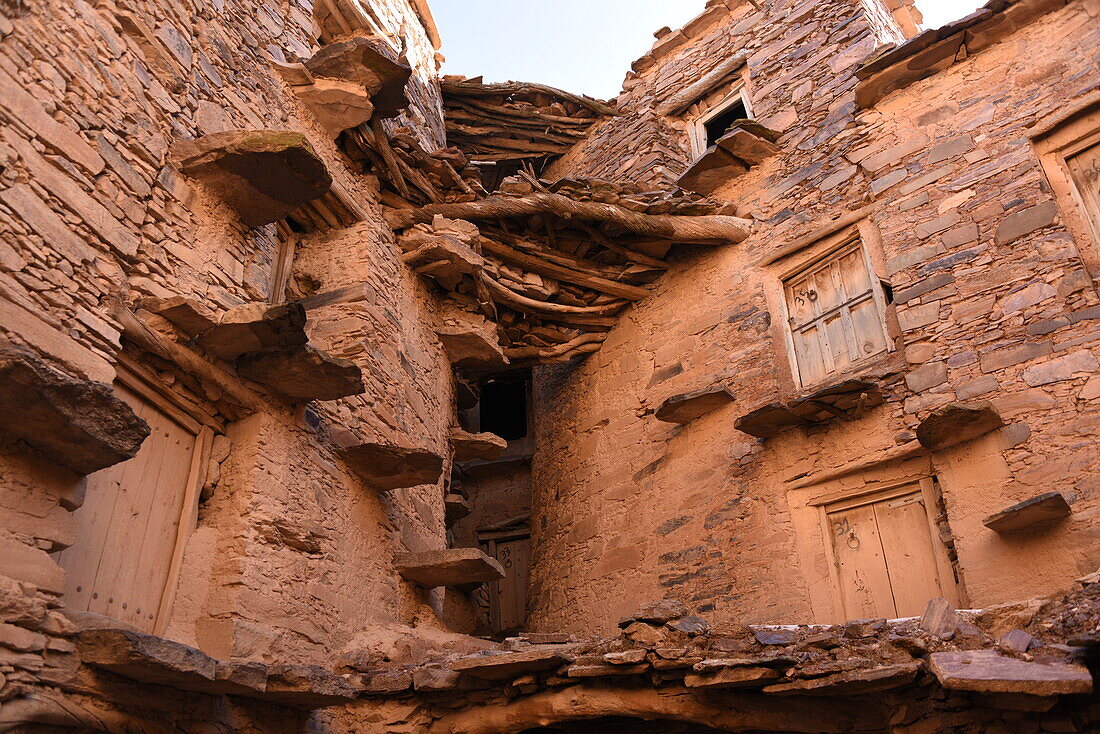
left=529, top=0, right=1100, bottom=634
left=0, top=0, right=457, bottom=703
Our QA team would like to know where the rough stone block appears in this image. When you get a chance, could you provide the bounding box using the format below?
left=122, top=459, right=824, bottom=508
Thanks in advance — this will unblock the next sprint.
left=436, top=325, right=508, bottom=373
left=654, top=385, right=735, bottom=424
left=444, top=493, right=471, bottom=525
left=1021, top=350, right=1098, bottom=387
left=685, top=666, right=782, bottom=688
left=676, top=146, right=748, bottom=195
left=293, top=78, right=375, bottom=137
left=261, top=664, right=359, bottom=708
left=915, top=402, right=1004, bottom=450
left=0, top=343, right=150, bottom=474
left=619, top=599, right=689, bottom=627
left=451, top=649, right=569, bottom=680
left=76, top=628, right=217, bottom=689
left=304, top=35, right=412, bottom=118
left=983, top=492, right=1072, bottom=533
left=395, top=548, right=505, bottom=588
left=716, top=128, right=781, bottom=165
left=450, top=427, right=508, bottom=462
left=171, top=130, right=332, bottom=227
left=929, top=650, right=1091, bottom=695
left=237, top=344, right=364, bottom=401
left=995, top=201, right=1058, bottom=245
left=334, top=440, right=445, bottom=491
left=763, top=662, right=920, bottom=695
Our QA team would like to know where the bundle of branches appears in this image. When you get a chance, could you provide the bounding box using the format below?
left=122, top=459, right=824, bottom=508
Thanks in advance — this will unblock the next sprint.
left=441, top=76, right=617, bottom=167
left=396, top=173, right=752, bottom=365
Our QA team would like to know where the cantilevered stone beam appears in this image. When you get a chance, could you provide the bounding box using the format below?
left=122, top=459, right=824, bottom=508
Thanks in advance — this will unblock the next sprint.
left=395, top=548, right=505, bottom=589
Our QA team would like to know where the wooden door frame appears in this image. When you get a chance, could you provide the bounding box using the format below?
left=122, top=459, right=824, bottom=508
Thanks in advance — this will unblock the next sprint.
left=813, top=476, right=958, bottom=621
left=111, top=355, right=218, bottom=635
left=1031, top=101, right=1100, bottom=282
left=478, top=521, right=530, bottom=634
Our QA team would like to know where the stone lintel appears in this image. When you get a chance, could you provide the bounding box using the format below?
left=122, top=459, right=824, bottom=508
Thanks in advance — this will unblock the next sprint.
left=0, top=343, right=150, bottom=475
left=451, top=649, right=569, bottom=680
left=983, top=491, right=1072, bottom=533
left=395, top=548, right=505, bottom=589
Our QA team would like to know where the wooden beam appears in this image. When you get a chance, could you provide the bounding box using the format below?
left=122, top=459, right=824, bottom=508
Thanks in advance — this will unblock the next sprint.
left=656, top=55, right=747, bottom=116
left=481, top=238, right=651, bottom=301
left=385, top=192, right=754, bottom=245
left=442, top=80, right=620, bottom=117
left=483, top=275, right=629, bottom=316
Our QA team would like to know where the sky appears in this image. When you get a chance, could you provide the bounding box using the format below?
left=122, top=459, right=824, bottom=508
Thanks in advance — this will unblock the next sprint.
left=432, top=1, right=985, bottom=100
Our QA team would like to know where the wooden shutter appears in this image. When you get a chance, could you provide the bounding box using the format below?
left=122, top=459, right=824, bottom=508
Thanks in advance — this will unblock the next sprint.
left=784, top=240, right=889, bottom=387
left=1067, top=142, right=1100, bottom=245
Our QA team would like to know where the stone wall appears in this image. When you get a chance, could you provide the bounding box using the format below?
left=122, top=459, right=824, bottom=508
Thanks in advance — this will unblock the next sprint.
left=529, top=0, right=1100, bottom=634
left=0, top=0, right=459, bottom=713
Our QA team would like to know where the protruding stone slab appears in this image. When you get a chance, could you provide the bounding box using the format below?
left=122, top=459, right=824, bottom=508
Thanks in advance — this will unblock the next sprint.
left=262, top=664, right=359, bottom=709
left=143, top=296, right=218, bottom=336
left=451, top=649, right=569, bottom=680
left=444, top=493, right=471, bottom=525
left=334, top=440, right=445, bottom=491
left=400, top=217, right=485, bottom=291
left=199, top=302, right=309, bottom=361
left=436, top=325, right=508, bottom=373
left=304, top=35, right=412, bottom=118
left=929, top=650, right=1092, bottom=696
left=395, top=548, right=505, bottom=589
left=685, top=666, right=781, bottom=689
left=654, top=386, right=735, bottom=424
left=916, top=401, right=1004, bottom=450
left=77, top=628, right=217, bottom=689
left=171, top=130, right=332, bottom=227
left=763, top=663, right=920, bottom=696
left=716, top=127, right=781, bottom=166
left=0, top=344, right=150, bottom=474
left=293, top=79, right=376, bottom=137
left=736, top=380, right=882, bottom=439
left=451, top=427, right=507, bottom=462
left=983, top=492, right=1072, bottom=533
left=237, top=344, right=364, bottom=401
left=677, top=146, right=747, bottom=196
left=619, top=599, right=689, bottom=627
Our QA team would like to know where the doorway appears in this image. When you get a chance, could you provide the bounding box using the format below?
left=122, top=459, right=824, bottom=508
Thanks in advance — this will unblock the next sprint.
left=479, top=518, right=530, bottom=634
left=820, top=478, right=958, bottom=619
left=55, top=363, right=215, bottom=634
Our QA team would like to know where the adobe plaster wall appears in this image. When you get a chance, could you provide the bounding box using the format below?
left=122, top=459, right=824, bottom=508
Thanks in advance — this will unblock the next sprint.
left=529, top=0, right=1100, bottom=635
left=0, top=0, right=458, bottom=710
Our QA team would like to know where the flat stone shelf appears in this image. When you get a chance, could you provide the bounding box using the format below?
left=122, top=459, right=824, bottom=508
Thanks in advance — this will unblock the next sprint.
left=916, top=401, right=1004, bottom=451
left=654, top=385, right=735, bottom=424
left=395, top=548, right=505, bottom=589
left=451, top=649, right=569, bottom=680
left=450, top=427, right=508, bottom=462
left=929, top=650, right=1092, bottom=696
left=983, top=491, right=1072, bottom=533
left=76, top=627, right=359, bottom=708
left=334, top=440, right=445, bottom=491
left=0, top=344, right=150, bottom=474
left=171, top=130, right=332, bottom=227
left=436, top=324, right=508, bottom=374
left=237, top=344, right=364, bottom=401
left=146, top=297, right=309, bottom=362
left=677, top=121, right=780, bottom=196
left=735, top=379, right=883, bottom=439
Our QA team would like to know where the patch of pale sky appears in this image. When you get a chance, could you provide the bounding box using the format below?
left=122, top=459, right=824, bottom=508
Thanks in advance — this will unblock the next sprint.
left=432, top=0, right=985, bottom=100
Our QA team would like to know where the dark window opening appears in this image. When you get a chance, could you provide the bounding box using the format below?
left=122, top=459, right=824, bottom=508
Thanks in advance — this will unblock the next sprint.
left=704, top=97, right=749, bottom=148
left=478, top=379, right=528, bottom=440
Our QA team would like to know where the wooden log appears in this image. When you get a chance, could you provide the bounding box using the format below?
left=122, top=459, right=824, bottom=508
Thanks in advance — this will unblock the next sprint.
left=115, top=307, right=263, bottom=415
left=505, top=332, right=607, bottom=361
left=578, top=224, right=670, bottom=270
left=385, top=193, right=754, bottom=244
left=369, top=118, right=411, bottom=198
left=483, top=276, right=628, bottom=316
left=442, top=80, right=619, bottom=117
left=448, top=98, right=595, bottom=128
left=656, top=55, right=747, bottom=116
left=487, top=229, right=633, bottom=282
left=480, top=238, right=650, bottom=301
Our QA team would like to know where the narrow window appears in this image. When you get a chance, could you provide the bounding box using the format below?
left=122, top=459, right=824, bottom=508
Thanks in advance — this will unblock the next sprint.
left=478, top=378, right=528, bottom=440
left=691, top=88, right=753, bottom=158
left=782, top=238, right=890, bottom=387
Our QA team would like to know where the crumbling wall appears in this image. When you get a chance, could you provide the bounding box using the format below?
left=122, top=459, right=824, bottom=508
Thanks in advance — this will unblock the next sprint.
left=0, top=0, right=458, bottom=716
left=530, top=0, right=1100, bottom=634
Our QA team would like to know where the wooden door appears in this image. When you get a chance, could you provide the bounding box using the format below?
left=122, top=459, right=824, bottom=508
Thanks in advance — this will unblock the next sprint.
left=56, top=382, right=206, bottom=633
left=489, top=536, right=529, bottom=633
left=824, top=481, right=953, bottom=620
left=1067, top=141, right=1100, bottom=244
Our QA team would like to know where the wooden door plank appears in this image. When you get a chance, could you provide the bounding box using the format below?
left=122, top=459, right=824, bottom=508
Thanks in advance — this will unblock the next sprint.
left=826, top=504, right=897, bottom=620
left=874, top=490, right=945, bottom=617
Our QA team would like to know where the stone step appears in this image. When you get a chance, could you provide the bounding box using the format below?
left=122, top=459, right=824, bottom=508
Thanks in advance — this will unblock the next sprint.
left=237, top=344, right=364, bottom=401
left=450, top=427, right=508, bottom=462
left=395, top=548, right=505, bottom=589
left=929, top=650, right=1092, bottom=696
left=654, top=385, right=735, bottom=424
left=451, top=648, right=570, bottom=680
left=916, top=401, right=1004, bottom=450
left=0, top=344, right=150, bottom=474
left=983, top=491, right=1072, bottom=533
left=333, top=439, right=445, bottom=491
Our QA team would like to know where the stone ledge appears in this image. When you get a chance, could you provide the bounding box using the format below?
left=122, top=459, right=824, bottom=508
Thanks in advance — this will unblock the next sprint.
left=0, top=343, right=150, bottom=474
left=395, top=548, right=505, bottom=589
left=450, top=427, right=508, bottom=462
left=333, top=439, right=445, bottom=491
left=916, top=401, right=1004, bottom=450
left=735, top=379, right=884, bottom=439
left=677, top=122, right=780, bottom=195
left=237, top=344, right=364, bottom=401
left=171, top=130, right=332, bottom=227
left=929, top=650, right=1092, bottom=696
left=654, top=385, right=735, bottom=424
left=983, top=491, right=1072, bottom=533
